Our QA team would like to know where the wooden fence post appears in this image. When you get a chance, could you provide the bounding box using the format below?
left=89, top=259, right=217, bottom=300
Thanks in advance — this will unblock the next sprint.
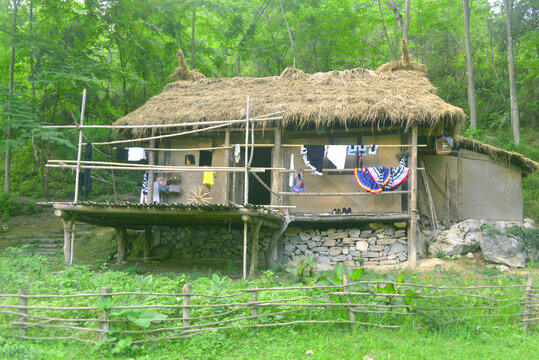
left=17, top=289, right=27, bottom=337
left=183, top=284, right=191, bottom=330
left=99, top=287, right=112, bottom=341
left=342, top=269, right=356, bottom=333
left=251, top=288, right=258, bottom=323
left=523, top=277, right=534, bottom=332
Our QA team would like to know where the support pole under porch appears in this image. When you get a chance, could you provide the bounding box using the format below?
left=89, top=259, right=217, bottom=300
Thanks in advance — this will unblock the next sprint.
left=144, top=226, right=152, bottom=261
left=115, top=227, right=128, bottom=265
left=56, top=210, right=76, bottom=267
left=408, top=122, right=418, bottom=268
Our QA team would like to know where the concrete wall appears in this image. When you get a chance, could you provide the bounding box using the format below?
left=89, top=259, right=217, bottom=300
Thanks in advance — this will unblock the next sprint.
left=422, top=150, right=523, bottom=222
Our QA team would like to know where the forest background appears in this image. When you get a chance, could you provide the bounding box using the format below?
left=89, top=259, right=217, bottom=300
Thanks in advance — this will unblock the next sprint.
left=0, top=0, right=537, bottom=220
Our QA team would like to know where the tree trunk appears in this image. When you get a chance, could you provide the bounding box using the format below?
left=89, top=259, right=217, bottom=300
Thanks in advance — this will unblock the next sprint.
left=462, top=0, right=477, bottom=128
left=5, top=0, right=20, bottom=193
left=279, top=0, right=296, bottom=68
left=389, top=0, right=404, bottom=35
left=191, top=9, right=196, bottom=70
left=403, top=0, right=410, bottom=42
left=504, top=0, right=520, bottom=145
left=378, top=0, right=396, bottom=60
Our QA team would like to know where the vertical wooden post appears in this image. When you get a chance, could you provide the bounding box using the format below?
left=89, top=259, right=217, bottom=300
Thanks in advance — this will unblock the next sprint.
left=223, top=130, right=230, bottom=204
left=148, top=138, right=155, bottom=203
left=115, top=227, right=127, bottom=265
left=99, top=287, right=112, bottom=341
left=244, top=96, right=250, bottom=205
left=408, top=122, right=418, bottom=268
left=523, top=277, right=534, bottom=332
left=242, top=215, right=248, bottom=279
left=251, top=288, right=258, bottom=323
left=74, top=89, right=86, bottom=204
left=17, top=289, right=27, bottom=337
left=342, top=268, right=355, bottom=333
left=271, top=128, right=282, bottom=206
left=144, top=226, right=152, bottom=261
left=61, top=214, right=76, bottom=266
left=182, top=284, right=191, bottom=330
left=249, top=220, right=262, bottom=279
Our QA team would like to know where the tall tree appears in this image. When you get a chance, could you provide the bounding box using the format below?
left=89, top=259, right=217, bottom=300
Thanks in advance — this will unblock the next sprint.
left=462, top=0, right=477, bottom=128
left=503, top=0, right=520, bottom=145
left=5, top=0, right=20, bottom=192
left=403, top=0, right=411, bottom=42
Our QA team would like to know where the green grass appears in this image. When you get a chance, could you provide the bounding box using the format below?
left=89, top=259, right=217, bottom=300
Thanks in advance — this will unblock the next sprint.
left=0, top=246, right=537, bottom=359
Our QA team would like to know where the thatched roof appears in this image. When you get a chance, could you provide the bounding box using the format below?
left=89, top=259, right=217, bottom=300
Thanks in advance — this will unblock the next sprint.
left=114, top=61, right=466, bottom=137
left=454, top=136, right=538, bottom=174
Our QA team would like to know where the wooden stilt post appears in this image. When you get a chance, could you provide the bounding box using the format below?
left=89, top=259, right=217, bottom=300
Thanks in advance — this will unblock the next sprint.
left=249, top=220, right=263, bottom=279
left=408, top=122, right=418, bottom=268
left=73, top=89, right=86, bottom=204
left=144, top=226, right=152, bottom=261
left=271, top=127, right=282, bottom=207
left=116, top=227, right=127, bottom=265
left=60, top=213, right=76, bottom=266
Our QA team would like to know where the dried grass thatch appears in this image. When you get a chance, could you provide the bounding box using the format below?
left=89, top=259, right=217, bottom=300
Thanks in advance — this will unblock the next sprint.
left=114, top=61, right=465, bottom=137
left=454, top=135, right=538, bottom=174
left=168, top=49, right=206, bottom=82
left=376, top=38, right=427, bottom=73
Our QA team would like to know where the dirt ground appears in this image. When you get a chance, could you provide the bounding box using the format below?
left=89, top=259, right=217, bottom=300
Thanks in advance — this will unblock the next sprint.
left=1, top=211, right=537, bottom=278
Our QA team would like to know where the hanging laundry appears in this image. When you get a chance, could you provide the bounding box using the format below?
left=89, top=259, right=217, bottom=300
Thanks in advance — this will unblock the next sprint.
left=234, top=144, right=241, bottom=163
left=116, top=147, right=128, bottom=162
left=354, top=156, right=409, bottom=193
left=291, top=172, right=305, bottom=193
left=301, top=145, right=326, bottom=175
left=347, top=145, right=357, bottom=156
left=358, top=145, right=368, bottom=156
left=140, top=172, right=149, bottom=204
left=368, top=145, right=378, bottom=155
left=202, top=171, right=215, bottom=186
left=327, top=145, right=347, bottom=169
left=128, top=147, right=146, bottom=161
left=153, top=181, right=160, bottom=203
left=289, top=154, right=295, bottom=187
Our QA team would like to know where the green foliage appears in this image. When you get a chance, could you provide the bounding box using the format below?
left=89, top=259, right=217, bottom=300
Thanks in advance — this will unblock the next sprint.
left=0, top=192, right=41, bottom=221
left=507, top=225, right=539, bottom=255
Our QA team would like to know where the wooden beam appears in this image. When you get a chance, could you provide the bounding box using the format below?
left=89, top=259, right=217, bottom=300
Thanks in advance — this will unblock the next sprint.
left=271, top=128, right=282, bottom=206
left=408, top=123, right=418, bottom=269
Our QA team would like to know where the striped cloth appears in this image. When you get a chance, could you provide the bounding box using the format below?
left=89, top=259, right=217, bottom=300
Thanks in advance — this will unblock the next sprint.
left=142, top=172, right=149, bottom=195
left=354, top=156, right=409, bottom=193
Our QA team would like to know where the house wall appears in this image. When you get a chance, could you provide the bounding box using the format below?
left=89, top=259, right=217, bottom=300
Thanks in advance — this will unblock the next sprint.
left=421, top=150, right=523, bottom=222
left=284, top=133, right=403, bottom=214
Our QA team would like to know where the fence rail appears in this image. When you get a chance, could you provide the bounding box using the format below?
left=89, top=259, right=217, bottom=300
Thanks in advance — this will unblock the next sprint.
left=0, top=278, right=536, bottom=343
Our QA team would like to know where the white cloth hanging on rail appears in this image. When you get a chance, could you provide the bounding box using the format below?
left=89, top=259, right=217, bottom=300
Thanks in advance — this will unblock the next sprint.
left=153, top=181, right=160, bottom=203
left=326, top=145, right=347, bottom=169
left=128, top=147, right=146, bottom=161
left=289, top=154, right=295, bottom=187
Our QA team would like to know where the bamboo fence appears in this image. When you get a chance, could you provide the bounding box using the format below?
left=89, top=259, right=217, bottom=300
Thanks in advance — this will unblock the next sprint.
left=0, top=278, right=536, bottom=343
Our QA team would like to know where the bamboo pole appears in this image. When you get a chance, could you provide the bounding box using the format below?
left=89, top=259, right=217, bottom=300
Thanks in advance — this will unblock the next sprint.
left=46, top=163, right=270, bottom=173
left=147, top=139, right=155, bottom=203
left=182, top=284, right=191, bottom=329
left=243, top=219, right=248, bottom=279
left=43, top=111, right=286, bottom=129
left=17, top=289, right=27, bottom=337
left=99, top=287, right=112, bottom=341
left=224, top=130, right=230, bottom=204
left=271, top=128, right=282, bottom=206
left=244, top=96, right=250, bottom=205
left=73, top=89, right=86, bottom=203
left=408, top=122, right=418, bottom=268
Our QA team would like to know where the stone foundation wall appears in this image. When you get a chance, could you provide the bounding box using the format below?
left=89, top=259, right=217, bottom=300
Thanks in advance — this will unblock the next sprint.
left=282, top=223, right=408, bottom=267
left=150, top=222, right=408, bottom=268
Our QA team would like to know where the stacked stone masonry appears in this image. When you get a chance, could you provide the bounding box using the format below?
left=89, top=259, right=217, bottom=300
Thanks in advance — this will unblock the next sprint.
left=153, top=222, right=407, bottom=267
left=282, top=223, right=408, bottom=266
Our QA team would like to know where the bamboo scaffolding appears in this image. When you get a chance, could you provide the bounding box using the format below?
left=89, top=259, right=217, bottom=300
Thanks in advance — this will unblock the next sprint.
left=46, top=163, right=269, bottom=173
left=73, top=89, right=86, bottom=204
left=279, top=191, right=410, bottom=196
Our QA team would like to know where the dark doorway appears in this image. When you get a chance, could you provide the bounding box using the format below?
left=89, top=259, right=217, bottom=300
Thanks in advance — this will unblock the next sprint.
left=248, top=147, right=272, bottom=205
